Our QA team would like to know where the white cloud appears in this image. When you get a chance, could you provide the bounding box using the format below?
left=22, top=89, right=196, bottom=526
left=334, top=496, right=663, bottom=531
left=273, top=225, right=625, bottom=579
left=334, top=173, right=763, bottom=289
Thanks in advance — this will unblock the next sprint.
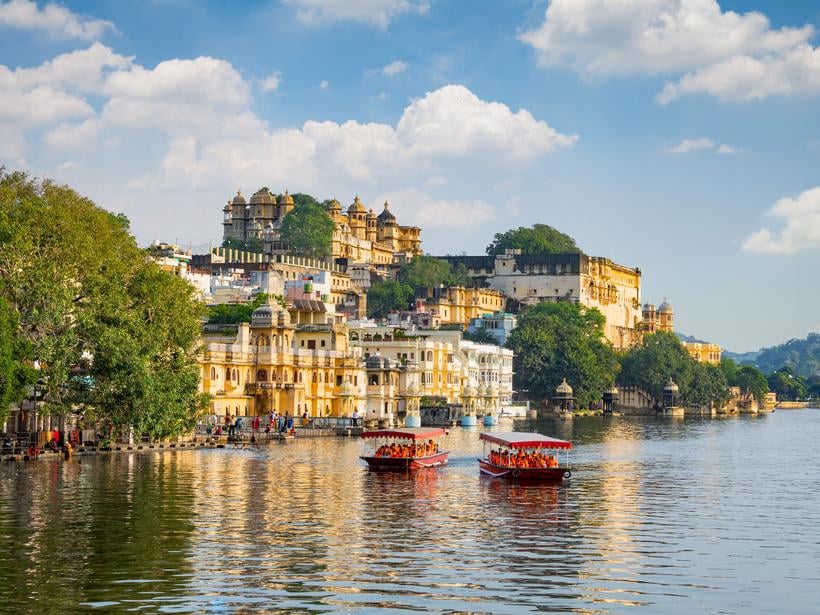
left=666, top=137, right=739, bottom=154
left=382, top=60, right=408, bottom=76
left=667, top=137, right=714, bottom=154
left=319, top=79, right=329, bottom=89
left=285, top=0, right=429, bottom=28
left=260, top=72, right=281, bottom=93
left=396, top=84, right=577, bottom=158
left=0, top=0, right=115, bottom=40
left=371, top=188, right=494, bottom=229
left=1, top=45, right=576, bottom=248
left=657, top=44, right=820, bottom=103
left=520, top=0, right=820, bottom=103
left=742, top=187, right=820, bottom=254
left=56, top=160, right=77, bottom=171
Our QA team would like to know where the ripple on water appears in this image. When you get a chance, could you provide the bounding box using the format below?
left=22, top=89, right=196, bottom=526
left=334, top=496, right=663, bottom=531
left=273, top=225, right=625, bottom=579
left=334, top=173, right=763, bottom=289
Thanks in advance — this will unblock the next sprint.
left=2, top=413, right=820, bottom=613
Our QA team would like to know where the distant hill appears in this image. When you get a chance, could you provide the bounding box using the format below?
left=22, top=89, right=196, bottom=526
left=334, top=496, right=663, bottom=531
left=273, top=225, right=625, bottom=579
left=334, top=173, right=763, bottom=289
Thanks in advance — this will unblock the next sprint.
left=676, top=332, right=707, bottom=344
left=731, top=333, right=820, bottom=377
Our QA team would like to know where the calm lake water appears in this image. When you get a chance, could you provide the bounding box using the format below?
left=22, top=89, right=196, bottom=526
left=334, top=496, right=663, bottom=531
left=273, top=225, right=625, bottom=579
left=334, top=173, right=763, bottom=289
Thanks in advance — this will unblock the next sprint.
left=1, top=411, right=819, bottom=614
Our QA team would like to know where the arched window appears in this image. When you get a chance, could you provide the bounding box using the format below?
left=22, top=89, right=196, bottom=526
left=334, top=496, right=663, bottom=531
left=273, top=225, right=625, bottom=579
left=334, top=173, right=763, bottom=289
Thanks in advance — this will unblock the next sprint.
left=225, top=368, right=231, bottom=381
left=298, top=371, right=303, bottom=383
left=256, top=369, right=268, bottom=382
left=312, top=372, right=317, bottom=383
left=232, top=368, right=238, bottom=381
left=426, top=351, right=433, bottom=361
left=210, top=367, right=217, bottom=380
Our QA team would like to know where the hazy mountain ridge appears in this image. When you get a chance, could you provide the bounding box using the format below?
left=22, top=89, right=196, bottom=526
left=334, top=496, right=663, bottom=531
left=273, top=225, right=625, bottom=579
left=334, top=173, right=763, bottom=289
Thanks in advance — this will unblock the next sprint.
left=727, top=333, right=820, bottom=377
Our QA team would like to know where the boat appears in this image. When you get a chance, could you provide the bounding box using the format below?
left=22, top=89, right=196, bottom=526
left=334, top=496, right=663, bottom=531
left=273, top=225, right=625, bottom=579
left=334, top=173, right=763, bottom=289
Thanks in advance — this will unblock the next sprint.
left=360, top=427, right=449, bottom=471
left=478, top=431, right=572, bottom=481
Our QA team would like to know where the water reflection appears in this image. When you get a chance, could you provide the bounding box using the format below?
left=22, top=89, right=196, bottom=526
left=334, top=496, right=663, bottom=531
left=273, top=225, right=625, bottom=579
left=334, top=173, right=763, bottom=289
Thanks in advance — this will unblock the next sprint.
left=1, top=412, right=820, bottom=612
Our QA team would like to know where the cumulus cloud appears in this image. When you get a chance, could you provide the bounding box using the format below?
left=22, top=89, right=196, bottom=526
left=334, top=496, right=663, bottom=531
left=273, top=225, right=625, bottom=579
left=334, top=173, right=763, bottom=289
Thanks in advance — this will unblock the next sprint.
left=382, top=60, right=408, bottom=76
left=396, top=84, right=577, bottom=158
left=371, top=188, right=494, bottom=229
left=743, top=187, right=820, bottom=254
left=1, top=44, right=576, bottom=247
left=260, top=72, right=282, bottom=92
left=520, top=0, right=820, bottom=103
left=716, top=144, right=737, bottom=155
left=285, top=0, right=429, bottom=28
left=0, top=0, right=115, bottom=39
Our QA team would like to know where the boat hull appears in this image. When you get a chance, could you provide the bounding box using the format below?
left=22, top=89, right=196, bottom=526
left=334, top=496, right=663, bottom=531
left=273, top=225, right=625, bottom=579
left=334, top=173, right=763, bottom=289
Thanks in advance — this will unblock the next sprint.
left=478, top=459, right=570, bottom=481
left=361, top=452, right=449, bottom=470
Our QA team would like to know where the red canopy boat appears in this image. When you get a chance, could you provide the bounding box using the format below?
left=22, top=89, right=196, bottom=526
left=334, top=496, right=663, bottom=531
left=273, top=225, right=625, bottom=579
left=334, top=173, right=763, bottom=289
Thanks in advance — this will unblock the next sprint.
left=360, top=427, right=449, bottom=471
left=478, top=432, right=572, bottom=481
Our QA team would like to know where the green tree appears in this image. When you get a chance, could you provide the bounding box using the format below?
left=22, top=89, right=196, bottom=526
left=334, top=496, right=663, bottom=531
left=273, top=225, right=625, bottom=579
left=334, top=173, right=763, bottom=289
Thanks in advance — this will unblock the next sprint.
left=720, top=358, right=769, bottom=403
left=463, top=327, right=500, bottom=345
left=0, top=170, right=208, bottom=438
left=0, top=298, right=32, bottom=424
left=222, top=236, right=264, bottom=254
left=279, top=201, right=335, bottom=260
left=290, top=192, right=319, bottom=208
left=397, top=255, right=474, bottom=291
left=505, top=302, right=616, bottom=407
left=486, top=223, right=581, bottom=256
left=767, top=366, right=807, bottom=401
left=207, top=293, right=285, bottom=325
left=619, top=331, right=714, bottom=405
left=367, top=281, right=412, bottom=318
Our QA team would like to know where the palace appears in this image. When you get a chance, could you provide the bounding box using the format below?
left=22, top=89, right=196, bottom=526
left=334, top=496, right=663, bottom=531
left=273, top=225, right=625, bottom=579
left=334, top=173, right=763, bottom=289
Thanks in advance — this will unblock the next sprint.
left=222, top=189, right=422, bottom=268
left=440, top=250, right=643, bottom=349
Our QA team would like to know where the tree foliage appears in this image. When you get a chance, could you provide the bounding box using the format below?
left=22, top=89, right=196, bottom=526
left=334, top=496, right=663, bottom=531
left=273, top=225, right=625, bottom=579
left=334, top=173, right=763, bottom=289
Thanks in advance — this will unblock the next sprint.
left=279, top=201, right=335, bottom=260
left=721, top=360, right=769, bottom=403
left=396, top=255, right=473, bottom=290
left=619, top=332, right=730, bottom=406
left=222, top=236, right=264, bottom=254
left=463, top=327, right=500, bottom=345
left=0, top=170, right=209, bottom=438
left=766, top=366, right=807, bottom=401
left=367, top=281, right=413, bottom=319
left=207, top=293, right=285, bottom=324
left=486, top=223, right=581, bottom=256
left=738, top=332, right=820, bottom=378
left=505, top=302, right=616, bottom=407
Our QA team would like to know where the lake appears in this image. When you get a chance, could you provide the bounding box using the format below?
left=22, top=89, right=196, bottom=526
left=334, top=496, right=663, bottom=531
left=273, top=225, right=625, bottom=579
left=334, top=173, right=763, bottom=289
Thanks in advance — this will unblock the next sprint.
left=1, top=411, right=819, bottom=614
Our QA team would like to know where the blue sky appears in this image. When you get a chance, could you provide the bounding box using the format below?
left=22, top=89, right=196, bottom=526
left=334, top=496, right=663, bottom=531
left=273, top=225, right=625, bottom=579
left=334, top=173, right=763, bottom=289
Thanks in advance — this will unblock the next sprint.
left=2, top=0, right=820, bottom=352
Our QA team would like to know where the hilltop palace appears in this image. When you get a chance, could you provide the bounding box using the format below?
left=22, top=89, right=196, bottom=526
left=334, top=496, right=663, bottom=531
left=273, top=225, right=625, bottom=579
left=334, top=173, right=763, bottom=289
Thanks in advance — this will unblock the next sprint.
left=147, top=187, right=723, bottom=424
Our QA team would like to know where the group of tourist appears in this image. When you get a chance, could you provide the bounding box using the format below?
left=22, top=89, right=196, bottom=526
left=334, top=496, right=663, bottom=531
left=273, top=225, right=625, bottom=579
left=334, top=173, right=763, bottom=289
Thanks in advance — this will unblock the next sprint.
left=488, top=449, right=560, bottom=468
left=374, top=440, right=438, bottom=458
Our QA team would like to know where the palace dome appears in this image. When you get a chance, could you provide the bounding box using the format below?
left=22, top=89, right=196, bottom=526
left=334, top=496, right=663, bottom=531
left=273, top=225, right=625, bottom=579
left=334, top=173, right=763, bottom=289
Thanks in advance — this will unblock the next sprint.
left=250, top=188, right=274, bottom=204
left=463, top=384, right=478, bottom=397
left=658, top=300, right=674, bottom=314
left=366, top=209, right=377, bottom=220
left=664, top=378, right=679, bottom=393
left=555, top=378, right=573, bottom=396
left=279, top=190, right=294, bottom=206
left=377, top=201, right=396, bottom=225
left=326, top=198, right=342, bottom=213
left=642, top=303, right=655, bottom=312
left=348, top=195, right=366, bottom=214
left=232, top=190, right=246, bottom=205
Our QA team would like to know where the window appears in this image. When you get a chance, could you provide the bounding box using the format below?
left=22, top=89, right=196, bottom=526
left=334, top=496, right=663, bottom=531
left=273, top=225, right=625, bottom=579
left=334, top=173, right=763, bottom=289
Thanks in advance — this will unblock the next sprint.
left=225, top=368, right=231, bottom=381
left=256, top=369, right=268, bottom=382
left=336, top=375, right=343, bottom=386
left=210, top=367, right=216, bottom=380
left=321, top=340, right=326, bottom=347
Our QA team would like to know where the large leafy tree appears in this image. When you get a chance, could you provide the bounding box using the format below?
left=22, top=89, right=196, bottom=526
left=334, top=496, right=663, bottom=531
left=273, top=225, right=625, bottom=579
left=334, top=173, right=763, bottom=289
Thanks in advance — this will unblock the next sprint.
left=279, top=201, right=335, bottom=260
left=505, top=302, right=616, bottom=407
left=767, top=366, right=807, bottom=401
left=620, top=332, right=730, bottom=406
left=396, top=255, right=472, bottom=290
left=486, top=223, right=581, bottom=256
left=222, top=236, right=264, bottom=254
left=367, top=281, right=413, bottom=319
left=0, top=170, right=208, bottom=438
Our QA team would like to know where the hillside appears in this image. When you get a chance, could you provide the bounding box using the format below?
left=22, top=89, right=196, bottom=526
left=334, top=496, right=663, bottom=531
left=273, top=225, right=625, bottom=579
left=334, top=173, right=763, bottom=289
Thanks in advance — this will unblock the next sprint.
left=735, top=333, right=820, bottom=377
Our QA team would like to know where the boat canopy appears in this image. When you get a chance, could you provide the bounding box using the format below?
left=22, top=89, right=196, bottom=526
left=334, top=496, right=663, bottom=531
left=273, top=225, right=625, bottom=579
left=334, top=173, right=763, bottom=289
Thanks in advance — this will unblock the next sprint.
left=480, top=431, right=572, bottom=450
left=362, top=427, right=446, bottom=440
